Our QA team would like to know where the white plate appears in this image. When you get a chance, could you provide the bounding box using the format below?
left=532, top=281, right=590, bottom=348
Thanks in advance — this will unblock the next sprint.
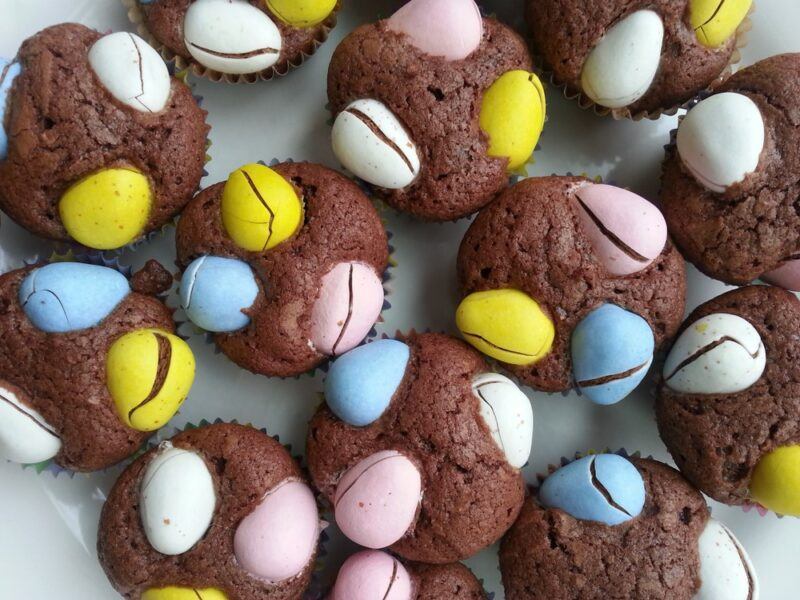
left=0, top=1, right=798, bottom=598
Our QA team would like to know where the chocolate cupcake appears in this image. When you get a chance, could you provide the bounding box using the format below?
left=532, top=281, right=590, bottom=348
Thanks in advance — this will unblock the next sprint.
left=327, top=0, right=545, bottom=221
left=527, top=0, right=751, bottom=118
left=500, top=454, right=758, bottom=600
left=455, top=176, right=685, bottom=403
left=0, top=24, right=208, bottom=251
left=657, top=285, right=800, bottom=517
left=127, top=0, right=338, bottom=83
left=662, top=53, right=800, bottom=289
left=175, top=161, right=389, bottom=378
left=328, top=550, right=486, bottom=600
left=0, top=259, right=194, bottom=472
left=307, top=332, right=532, bottom=563
left=98, top=423, right=323, bottom=600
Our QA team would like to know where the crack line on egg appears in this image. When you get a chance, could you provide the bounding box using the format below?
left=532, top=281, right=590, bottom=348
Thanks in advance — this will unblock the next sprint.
left=575, top=194, right=649, bottom=263
left=128, top=333, right=172, bottom=422
left=383, top=559, right=399, bottom=600
left=331, top=264, right=356, bottom=356
left=127, top=33, right=153, bottom=113
left=460, top=332, right=535, bottom=360
left=664, top=335, right=760, bottom=381
left=0, top=61, right=13, bottom=88
left=589, top=456, right=631, bottom=516
left=0, top=391, right=59, bottom=438
left=23, top=287, right=71, bottom=329
left=193, top=589, right=203, bottom=600
left=241, top=169, right=276, bottom=251
left=577, top=361, right=649, bottom=388
left=182, top=256, right=206, bottom=310
left=697, top=0, right=727, bottom=32
left=474, top=385, right=506, bottom=455
left=188, top=43, right=279, bottom=60
left=722, top=523, right=755, bottom=600
left=334, top=454, right=401, bottom=510
left=344, top=107, right=416, bottom=174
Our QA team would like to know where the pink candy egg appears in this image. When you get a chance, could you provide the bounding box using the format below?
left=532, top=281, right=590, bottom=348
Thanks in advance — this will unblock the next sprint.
left=387, top=0, right=483, bottom=62
left=334, top=450, right=422, bottom=549
left=310, top=262, right=384, bottom=356
left=331, top=550, right=413, bottom=600
left=574, top=183, right=667, bottom=276
left=233, top=480, right=320, bottom=582
left=762, top=259, right=800, bottom=291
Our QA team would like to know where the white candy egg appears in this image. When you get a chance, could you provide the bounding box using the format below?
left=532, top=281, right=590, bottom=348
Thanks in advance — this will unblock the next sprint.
left=695, top=519, right=758, bottom=600
left=0, top=385, right=61, bottom=464
left=471, top=373, right=533, bottom=468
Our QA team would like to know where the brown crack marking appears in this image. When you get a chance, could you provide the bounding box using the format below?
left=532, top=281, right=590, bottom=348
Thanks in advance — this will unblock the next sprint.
left=475, top=385, right=505, bottom=454
left=0, top=61, right=12, bottom=88
left=696, top=0, right=726, bottom=31
left=721, top=524, right=755, bottom=600
left=128, top=333, right=171, bottom=422
left=461, top=332, right=535, bottom=360
left=188, top=43, right=278, bottom=59
left=589, top=456, right=632, bottom=516
left=577, top=361, right=649, bottom=388
left=575, top=194, right=649, bottom=263
left=331, top=264, right=355, bottom=356
left=345, top=107, right=415, bottom=174
left=193, top=590, right=203, bottom=600
left=334, top=454, right=401, bottom=510
left=382, top=559, right=400, bottom=600
left=664, top=335, right=760, bottom=381
left=127, top=33, right=152, bottom=113
left=0, top=391, right=59, bottom=438
left=242, top=169, right=275, bottom=251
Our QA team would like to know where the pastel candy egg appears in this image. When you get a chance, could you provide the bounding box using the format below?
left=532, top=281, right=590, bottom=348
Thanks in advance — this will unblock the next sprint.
left=266, top=0, right=337, bottom=27
left=233, top=480, right=320, bottom=582
left=19, top=262, right=130, bottom=333
left=471, top=373, right=533, bottom=468
left=221, top=163, right=303, bottom=252
left=331, top=550, right=413, bottom=600
left=180, top=256, right=259, bottom=333
left=695, top=519, right=758, bottom=600
left=571, top=304, right=655, bottom=406
left=762, top=259, right=800, bottom=291
left=690, top=0, right=752, bottom=48
left=0, top=383, right=61, bottom=464
left=387, top=0, right=483, bottom=62
left=663, top=313, right=765, bottom=395
left=334, top=450, right=422, bottom=549
left=331, top=99, right=421, bottom=190
left=88, top=32, right=170, bottom=113
left=106, top=329, right=196, bottom=431
left=479, top=70, right=546, bottom=171
left=59, top=167, right=152, bottom=250
left=142, top=588, right=227, bottom=600
left=676, top=92, right=765, bottom=193
left=325, top=339, right=410, bottom=427
left=309, top=262, right=385, bottom=356
left=455, top=288, right=555, bottom=366
left=183, top=0, right=282, bottom=75
left=574, top=183, right=667, bottom=276
left=139, top=443, right=216, bottom=555
left=539, top=454, right=646, bottom=526
left=0, top=59, right=22, bottom=160
left=580, top=10, right=664, bottom=109
left=750, top=445, right=800, bottom=516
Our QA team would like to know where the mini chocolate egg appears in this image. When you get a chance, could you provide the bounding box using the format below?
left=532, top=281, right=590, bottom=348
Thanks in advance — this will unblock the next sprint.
left=0, top=58, right=21, bottom=159
left=762, top=258, right=800, bottom=292
left=88, top=32, right=170, bottom=113
left=334, top=450, right=422, bottom=549
left=580, top=10, right=664, bottom=109
left=331, top=99, right=421, bottom=190
left=331, top=550, right=413, bottom=600
left=471, top=373, right=533, bottom=468
left=139, top=443, right=216, bottom=555
left=142, top=588, right=227, bottom=600
left=0, top=382, right=61, bottom=464
left=387, top=0, right=483, bottom=62
left=695, top=519, right=758, bottom=600
left=456, top=288, right=554, bottom=366
left=574, top=183, right=667, bottom=276
left=183, top=0, right=282, bottom=75
left=539, top=454, right=645, bottom=526
left=750, top=445, right=800, bottom=516
left=690, top=0, right=752, bottom=48
left=180, top=256, right=259, bottom=333
left=19, top=262, right=130, bottom=333
left=266, top=0, right=337, bottom=28
left=571, top=304, right=655, bottom=405
left=676, top=92, right=765, bottom=193
left=662, top=313, right=765, bottom=395
left=324, top=339, right=410, bottom=427
left=309, top=261, right=384, bottom=356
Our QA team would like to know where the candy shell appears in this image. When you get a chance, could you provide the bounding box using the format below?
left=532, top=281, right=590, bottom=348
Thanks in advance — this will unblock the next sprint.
left=571, top=304, right=655, bottom=406
left=325, top=339, right=410, bottom=427
left=471, top=373, right=533, bottom=468
left=266, top=0, right=336, bottom=27
left=762, top=259, right=800, bottom=292
left=0, top=59, right=22, bottom=160
left=309, top=262, right=385, bottom=356
left=580, top=10, right=664, bottom=109
left=690, top=0, right=752, bottom=48
left=456, top=288, right=554, bottom=366
left=750, top=445, right=800, bottom=516
left=331, top=550, right=413, bottom=600
left=180, top=256, right=259, bottom=333
left=663, top=313, right=765, bottom=395
left=334, top=450, right=422, bottom=549
left=387, top=0, right=483, bottom=61
left=142, top=588, right=227, bottom=600
left=233, top=480, right=320, bottom=582
left=19, top=263, right=130, bottom=334
left=574, top=183, right=667, bottom=276
left=677, top=92, right=765, bottom=193
left=696, top=519, right=758, bottom=600
left=0, top=383, right=61, bottom=464
left=539, top=454, right=645, bottom=526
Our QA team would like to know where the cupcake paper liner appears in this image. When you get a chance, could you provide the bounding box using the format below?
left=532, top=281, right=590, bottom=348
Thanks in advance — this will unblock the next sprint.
left=123, top=0, right=339, bottom=84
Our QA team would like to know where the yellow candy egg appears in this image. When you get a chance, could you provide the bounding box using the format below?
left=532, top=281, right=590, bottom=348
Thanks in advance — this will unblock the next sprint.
left=479, top=70, right=546, bottom=171
left=106, top=328, right=196, bottom=432
left=142, top=587, right=228, bottom=600
left=690, top=0, right=752, bottom=48
left=749, top=445, right=800, bottom=516
left=59, top=167, right=152, bottom=250
left=266, top=0, right=337, bottom=27
left=456, top=288, right=554, bottom=366
left=221, top=163, right=304, bottom=252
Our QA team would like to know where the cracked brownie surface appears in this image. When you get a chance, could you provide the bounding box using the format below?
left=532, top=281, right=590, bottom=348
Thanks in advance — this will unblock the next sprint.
left=410, top=561, right=486, bottom=599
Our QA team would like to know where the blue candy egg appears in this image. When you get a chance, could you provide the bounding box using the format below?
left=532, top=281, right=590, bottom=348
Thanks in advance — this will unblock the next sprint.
left=0, top=59, right=22, bottom=160
left=19, top=262, right=130, bottom=333
left=325, top=339, right=410, bottom=427
left=571, top=303, right=655, bottom=405
left=539, top=454, right=645, bottom=526
left=180, top=256, right=259, bottom=333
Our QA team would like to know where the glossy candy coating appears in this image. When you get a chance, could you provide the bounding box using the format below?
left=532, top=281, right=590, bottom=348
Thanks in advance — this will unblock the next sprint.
left=695, top=518, right=759, bottom=600
left=0, top=383, right=61, bottom=464
left=471, top=373, right=533, bottom=468
left=0, top=58, right=22, bottom=159
left=331, top=550, right=413, bottom=600
left=762, top=259, right=800, bottom=292
left=690, top=0, right=752, bottom=48
left=142, top=588, right=227, bottom=600
left=750, top=445, right=800, bottom=516
left=266, top=0, right=336, bottom=27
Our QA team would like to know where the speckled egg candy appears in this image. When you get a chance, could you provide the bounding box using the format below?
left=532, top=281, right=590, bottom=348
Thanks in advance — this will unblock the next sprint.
left=331, top=550, right=413, bottom=600
left=0, top=58, right=21, bottom=159
left=471, top=373, right=533, bottom=468
left=387, top=0, right=483, bottom=61
left=0, top=382, right=61, bottom=464
left=695, top=518, right=758, bottom=600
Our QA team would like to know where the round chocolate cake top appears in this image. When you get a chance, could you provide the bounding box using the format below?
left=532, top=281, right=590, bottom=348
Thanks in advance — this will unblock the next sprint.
left=410, top=561, right=486, bottom=600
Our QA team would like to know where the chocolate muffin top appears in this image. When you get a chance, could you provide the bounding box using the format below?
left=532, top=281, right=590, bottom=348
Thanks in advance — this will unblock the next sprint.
left=410, top=562, right=486, bottom=600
